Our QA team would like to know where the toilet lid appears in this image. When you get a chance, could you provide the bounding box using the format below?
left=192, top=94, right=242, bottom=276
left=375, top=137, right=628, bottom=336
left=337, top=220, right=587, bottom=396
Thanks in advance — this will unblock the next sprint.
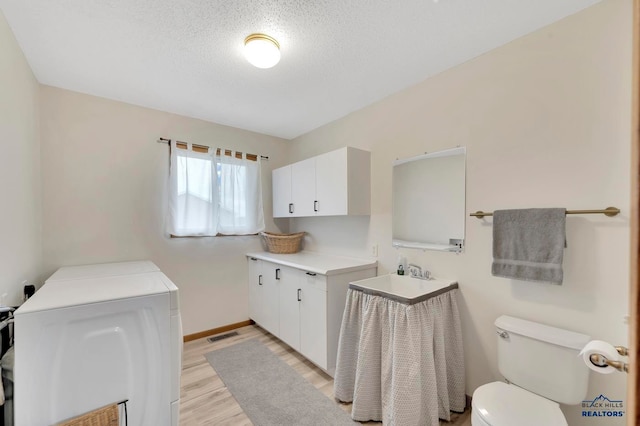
left=472, top=382, right=567, bottom=426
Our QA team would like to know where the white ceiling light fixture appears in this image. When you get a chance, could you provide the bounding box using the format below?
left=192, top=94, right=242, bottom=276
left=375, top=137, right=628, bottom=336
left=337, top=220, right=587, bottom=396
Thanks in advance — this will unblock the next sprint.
left=244, top=33, right=281, bottom=69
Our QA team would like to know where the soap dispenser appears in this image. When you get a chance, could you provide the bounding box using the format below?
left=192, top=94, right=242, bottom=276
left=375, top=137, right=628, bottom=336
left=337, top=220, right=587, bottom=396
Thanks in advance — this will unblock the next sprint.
left=397, top=255, right=406, bottom=275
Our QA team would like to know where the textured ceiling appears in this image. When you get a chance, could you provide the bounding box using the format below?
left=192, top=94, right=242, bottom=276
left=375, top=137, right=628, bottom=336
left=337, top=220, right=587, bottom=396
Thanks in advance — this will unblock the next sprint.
left=1, top=0, right=601, bottom=139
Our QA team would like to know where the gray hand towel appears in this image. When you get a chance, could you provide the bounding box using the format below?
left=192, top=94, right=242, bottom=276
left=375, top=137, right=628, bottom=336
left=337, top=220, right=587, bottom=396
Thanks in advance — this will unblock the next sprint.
left=491, top=208, right=566, bottom=284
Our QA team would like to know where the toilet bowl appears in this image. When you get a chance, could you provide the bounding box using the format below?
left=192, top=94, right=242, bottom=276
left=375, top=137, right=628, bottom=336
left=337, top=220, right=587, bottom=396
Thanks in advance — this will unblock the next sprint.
left=472, top=382, right=566, bottom=426
left=471, top=316, right=590, bottom=426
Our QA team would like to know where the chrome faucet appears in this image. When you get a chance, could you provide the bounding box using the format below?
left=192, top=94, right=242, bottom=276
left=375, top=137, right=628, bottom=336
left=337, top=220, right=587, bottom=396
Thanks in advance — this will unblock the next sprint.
left=408, top=264, right=431, bottom=280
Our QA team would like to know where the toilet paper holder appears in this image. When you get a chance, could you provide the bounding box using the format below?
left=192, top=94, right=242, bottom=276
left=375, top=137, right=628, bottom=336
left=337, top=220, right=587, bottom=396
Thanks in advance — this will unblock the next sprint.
left=588, top=345, right=629, bottom=373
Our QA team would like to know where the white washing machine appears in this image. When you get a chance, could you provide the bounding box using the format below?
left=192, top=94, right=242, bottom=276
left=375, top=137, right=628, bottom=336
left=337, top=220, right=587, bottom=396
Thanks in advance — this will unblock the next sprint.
left=14, top=264, right=182, bottom=425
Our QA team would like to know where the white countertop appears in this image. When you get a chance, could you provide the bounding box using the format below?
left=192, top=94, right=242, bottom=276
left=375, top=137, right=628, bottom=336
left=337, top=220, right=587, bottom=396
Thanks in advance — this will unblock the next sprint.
left=246, top=251, right=377, bottom=276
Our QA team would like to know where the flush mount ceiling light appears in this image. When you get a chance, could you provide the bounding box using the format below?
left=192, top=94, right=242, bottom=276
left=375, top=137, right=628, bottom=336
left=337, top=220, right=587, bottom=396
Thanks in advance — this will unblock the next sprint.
left=244, top=33, right=281, bottom=69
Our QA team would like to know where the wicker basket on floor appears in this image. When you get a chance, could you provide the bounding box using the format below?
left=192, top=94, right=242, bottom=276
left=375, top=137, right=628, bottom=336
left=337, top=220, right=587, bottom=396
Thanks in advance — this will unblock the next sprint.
left=260, top=231, right=305, bottom=254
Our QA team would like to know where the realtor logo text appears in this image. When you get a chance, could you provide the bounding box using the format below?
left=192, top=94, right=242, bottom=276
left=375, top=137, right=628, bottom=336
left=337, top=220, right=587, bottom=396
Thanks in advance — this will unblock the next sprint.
left=581, top=394, right=624, bottom=418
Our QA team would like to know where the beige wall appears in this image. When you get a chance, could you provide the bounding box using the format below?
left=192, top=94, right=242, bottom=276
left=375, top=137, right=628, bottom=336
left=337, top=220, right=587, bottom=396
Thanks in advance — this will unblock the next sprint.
left=0, top=10, right=42, bottom=306
left=5, top=0, right=634, bottom=422
left=290, top=1, right=632, bottom=424
left=39, top=87, right=290, bottom=334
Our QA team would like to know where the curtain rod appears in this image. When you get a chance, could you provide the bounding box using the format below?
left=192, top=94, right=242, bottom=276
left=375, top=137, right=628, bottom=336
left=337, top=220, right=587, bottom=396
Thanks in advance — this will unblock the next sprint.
left=470, top=207, right=620, bottom=219
left=156, top=137, right=269, bottom=160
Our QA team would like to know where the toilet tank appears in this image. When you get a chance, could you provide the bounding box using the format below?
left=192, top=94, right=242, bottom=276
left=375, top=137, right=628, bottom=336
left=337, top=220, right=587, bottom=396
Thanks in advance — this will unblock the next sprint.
left=495, top=315, right=590, bottom=405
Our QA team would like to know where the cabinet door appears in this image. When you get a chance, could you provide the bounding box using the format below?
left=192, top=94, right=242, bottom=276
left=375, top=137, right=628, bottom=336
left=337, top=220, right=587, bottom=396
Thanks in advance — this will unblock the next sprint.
left=278, top=266, right=301, bottom=350
left=260, top=262, right=280, bottom=336
left=272, top=166, right=292, bottom=218
left=299, top=273, right=328, bottom=369
left=315, top=148, right=348, bottom=216
left=291, top=158, right=316, bottom=217
left=247, top=258, right=263, bottom=325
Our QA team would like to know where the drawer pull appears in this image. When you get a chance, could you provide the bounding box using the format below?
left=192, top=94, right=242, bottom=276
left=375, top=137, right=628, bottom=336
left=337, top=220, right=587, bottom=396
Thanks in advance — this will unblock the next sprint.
left=250, top=257, right=258, bottom=261
left=314, top=200, right=319, bottom=212
left=289, top=203, right=294, bottom=214
left=306, top=272, right=317, bottom=277
left=297, top=288, right=302, bottom=302
left=275, top=268, right=281, bottom=280
left=258, top=274, right=263, bottom=285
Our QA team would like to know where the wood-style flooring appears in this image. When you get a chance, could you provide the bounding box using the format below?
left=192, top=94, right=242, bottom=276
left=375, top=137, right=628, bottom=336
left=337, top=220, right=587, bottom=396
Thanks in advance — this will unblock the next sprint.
left=180, top=324, right=471, bottom=426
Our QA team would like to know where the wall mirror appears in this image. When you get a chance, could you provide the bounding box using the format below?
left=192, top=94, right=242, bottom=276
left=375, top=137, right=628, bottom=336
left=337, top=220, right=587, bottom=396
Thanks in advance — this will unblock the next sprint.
left=392, top=146, right=466, bottom=252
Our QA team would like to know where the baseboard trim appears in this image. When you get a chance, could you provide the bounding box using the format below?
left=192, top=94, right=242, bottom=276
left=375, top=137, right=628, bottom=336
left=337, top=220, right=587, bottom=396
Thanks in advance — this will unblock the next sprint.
left=183, top=320, right=255, bottom=342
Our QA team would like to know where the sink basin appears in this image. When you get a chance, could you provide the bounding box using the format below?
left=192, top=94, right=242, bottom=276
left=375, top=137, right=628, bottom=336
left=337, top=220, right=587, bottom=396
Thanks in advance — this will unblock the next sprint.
left=349, top=274, right=458, bottom=304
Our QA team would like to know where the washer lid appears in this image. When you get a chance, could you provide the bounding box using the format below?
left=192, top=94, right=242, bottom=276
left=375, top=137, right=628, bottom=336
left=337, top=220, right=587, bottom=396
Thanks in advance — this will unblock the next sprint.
left=46, top=260, right=160, bottom=282
left=16, top=272, right=177, bottom=315
left=472, top=382, right=567, bottom=426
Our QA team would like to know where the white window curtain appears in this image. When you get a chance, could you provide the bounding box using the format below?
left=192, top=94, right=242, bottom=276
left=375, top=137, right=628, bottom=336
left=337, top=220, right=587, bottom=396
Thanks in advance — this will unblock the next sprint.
left=166, top=141, right=264, bottom=236
left=217, top=153, right=265, bottom=235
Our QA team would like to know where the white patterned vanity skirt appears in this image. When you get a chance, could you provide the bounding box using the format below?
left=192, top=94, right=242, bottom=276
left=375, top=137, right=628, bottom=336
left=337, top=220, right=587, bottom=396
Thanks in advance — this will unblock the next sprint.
left=333, top=287, right=465, bottom=426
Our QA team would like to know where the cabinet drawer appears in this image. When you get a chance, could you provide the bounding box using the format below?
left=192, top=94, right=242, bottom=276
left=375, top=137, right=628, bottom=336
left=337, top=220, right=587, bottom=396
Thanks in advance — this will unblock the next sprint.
left=303, top=271, right=327, bottom=292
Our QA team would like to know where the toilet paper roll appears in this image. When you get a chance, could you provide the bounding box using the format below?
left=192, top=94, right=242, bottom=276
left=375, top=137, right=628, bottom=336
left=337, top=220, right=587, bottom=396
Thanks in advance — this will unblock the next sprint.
left=579, top=340, right=620, bottom=374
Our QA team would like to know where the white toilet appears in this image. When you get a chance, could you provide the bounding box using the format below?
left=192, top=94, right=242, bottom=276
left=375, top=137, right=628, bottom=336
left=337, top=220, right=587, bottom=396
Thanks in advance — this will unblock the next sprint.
left=471, top=315, right=590, bottom=426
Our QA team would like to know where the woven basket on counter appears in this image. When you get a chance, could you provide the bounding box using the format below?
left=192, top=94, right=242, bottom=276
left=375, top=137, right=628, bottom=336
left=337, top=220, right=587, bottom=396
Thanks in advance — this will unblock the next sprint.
left=260, top=231, right=305, bottom=254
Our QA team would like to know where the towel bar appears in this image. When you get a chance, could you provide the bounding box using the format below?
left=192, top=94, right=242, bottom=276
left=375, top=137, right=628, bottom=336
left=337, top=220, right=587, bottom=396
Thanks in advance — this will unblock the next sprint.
left=470, top=206, right=620, bottom=219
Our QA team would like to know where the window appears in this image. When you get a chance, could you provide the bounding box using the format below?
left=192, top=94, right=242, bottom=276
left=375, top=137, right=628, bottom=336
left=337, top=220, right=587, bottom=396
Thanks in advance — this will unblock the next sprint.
left=167, top=141, right=265, bottom=237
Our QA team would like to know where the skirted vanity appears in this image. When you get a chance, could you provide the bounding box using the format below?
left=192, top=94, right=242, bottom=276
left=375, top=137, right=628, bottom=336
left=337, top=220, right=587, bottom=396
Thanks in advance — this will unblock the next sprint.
left=334, top=274, right=465, bottom=425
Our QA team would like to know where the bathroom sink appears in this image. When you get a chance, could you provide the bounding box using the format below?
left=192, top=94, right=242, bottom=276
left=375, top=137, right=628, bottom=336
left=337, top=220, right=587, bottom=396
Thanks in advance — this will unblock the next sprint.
left=349, top=274, right=457, bottom=304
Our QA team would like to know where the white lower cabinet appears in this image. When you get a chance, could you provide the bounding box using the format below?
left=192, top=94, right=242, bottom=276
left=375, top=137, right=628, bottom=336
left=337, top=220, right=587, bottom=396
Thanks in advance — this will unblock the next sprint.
left=278, top=266, right=301, bottom=349
left=247, top=253, right=377, bottom=376
left=299, top=273, right=328, bottom=368
left=247, top=257, right=279, bottom=336
left=279, top=268, right=328, bottom=368
left=247, top=257, right=261, bottom=324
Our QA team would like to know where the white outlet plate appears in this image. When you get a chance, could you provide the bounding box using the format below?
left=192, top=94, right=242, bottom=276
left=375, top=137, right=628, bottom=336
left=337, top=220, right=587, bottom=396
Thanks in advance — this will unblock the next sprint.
left=372, top=244, right=378, bottom=257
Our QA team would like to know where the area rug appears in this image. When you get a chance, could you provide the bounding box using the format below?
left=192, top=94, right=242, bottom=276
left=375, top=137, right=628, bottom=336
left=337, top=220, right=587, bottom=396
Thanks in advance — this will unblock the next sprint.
left=205, top=339, right=356, bottom=425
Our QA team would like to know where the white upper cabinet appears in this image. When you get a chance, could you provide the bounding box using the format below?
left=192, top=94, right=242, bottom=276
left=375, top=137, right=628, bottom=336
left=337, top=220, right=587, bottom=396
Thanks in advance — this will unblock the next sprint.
left=291, top=158, right=316, bottom=217
left=272, top=166, right=292, bottom=217
left=314, top=149, right=347, bottom=216
left=272, top=147, right=371, bottom=218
